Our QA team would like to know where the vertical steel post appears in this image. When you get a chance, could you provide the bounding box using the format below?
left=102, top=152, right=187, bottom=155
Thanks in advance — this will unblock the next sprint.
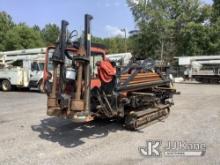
left=84, top=14, right=93, bottom=114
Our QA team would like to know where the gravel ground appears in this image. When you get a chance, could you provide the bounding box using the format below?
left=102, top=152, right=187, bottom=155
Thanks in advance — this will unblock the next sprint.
left=0, top=84, right=220, bottom=165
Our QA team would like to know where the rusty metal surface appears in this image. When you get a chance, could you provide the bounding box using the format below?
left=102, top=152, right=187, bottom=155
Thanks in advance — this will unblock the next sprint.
left=120, top=72, right=162, bottom=87
left=71, top=100, right=85, bottom=111
left=118, top=80, right=169, bottom=91
left=75, top=47, right=85, bottom=100
left=51, top=64, right=58, bottom=98
left=47, top=97, right=57, bottom=108
left=47, top=97, right=62, bottom=116
left=125, top=105, right=170, bottom=130
left=47, top=108, right=62, bottom=116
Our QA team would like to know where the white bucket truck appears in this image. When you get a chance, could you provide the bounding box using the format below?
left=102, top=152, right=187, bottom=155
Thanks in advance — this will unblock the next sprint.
left=0, top=48, right=47, bottom=91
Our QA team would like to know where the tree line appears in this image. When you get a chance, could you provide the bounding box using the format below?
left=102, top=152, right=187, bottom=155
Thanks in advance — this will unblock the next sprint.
left=0, top=11, right=60, bottom=51
left=1, top=0, right=220, bottom=60
left=0, top=11, right=127, bottom=54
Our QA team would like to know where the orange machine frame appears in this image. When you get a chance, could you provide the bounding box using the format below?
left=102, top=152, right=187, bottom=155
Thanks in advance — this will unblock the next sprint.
left=43, top=46, right=107, bottom=89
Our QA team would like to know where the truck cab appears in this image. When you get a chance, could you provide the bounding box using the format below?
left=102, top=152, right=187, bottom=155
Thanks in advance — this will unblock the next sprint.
left=28, top=60, right=46, bottom=92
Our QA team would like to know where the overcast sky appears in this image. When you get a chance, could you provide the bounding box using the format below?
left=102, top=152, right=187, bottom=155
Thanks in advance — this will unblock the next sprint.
left=0, top=0, right=213, bottom=38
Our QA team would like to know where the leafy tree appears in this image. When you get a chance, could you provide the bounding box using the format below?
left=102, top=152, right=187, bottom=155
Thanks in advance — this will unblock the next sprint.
left=212, top=0, right=220, bottom=22
left=208, top=0, right=220, bottom=54
left=41, top=24, right=60, bottom=46
left=180, top=22, right=210, bottom=55
left=209, top=18, right=220, bottom=54
left=92, top=36, right=126, bottom=53
left=108, top=37, right=126, bottom=53
left=127, top=0, right=178, bottom=59
left=32, top=25, right=41, bottom=32
left=5, top=23, right=44, bottom=50
left=127, top=0, right=216, bottom=59
left=1, top=5, right=220, bottom=57
left=0, top=11, right=14, bottom=51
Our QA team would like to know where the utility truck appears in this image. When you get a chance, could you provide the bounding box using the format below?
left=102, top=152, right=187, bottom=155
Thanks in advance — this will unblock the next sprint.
left=0, top=48, right=47, bottom=91
left=176, top=55, right=220, bottom=83
left=106, top=53, right=132, bottom=66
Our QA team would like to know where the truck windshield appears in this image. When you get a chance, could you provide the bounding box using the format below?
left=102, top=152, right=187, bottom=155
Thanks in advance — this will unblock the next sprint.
left=39, top=63, right=44, bottom=71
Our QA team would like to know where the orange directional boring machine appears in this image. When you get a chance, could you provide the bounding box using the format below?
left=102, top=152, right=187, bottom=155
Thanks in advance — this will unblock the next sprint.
left=43, top=14, right=175, bottom=129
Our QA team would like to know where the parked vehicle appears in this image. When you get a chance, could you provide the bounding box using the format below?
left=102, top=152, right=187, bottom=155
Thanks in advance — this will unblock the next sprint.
left=106, top=53, right=132, bottom=66
left=0, top=48, right=47, bottom=92
left=176, top=55, right=220, bottom=83
left=191, top=61, right=220, bottom=83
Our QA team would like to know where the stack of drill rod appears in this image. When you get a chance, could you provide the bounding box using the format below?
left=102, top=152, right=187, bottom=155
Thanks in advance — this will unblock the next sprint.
left=118, top=72, right=169, bottom=92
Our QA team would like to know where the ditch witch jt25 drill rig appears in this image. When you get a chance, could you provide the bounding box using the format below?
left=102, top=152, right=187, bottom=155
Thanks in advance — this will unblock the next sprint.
left=43, top=14, right=176, bottom=130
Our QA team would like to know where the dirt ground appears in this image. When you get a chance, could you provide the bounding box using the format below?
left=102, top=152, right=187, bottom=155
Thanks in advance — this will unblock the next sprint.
left=0, top=83, right=220, bottom=165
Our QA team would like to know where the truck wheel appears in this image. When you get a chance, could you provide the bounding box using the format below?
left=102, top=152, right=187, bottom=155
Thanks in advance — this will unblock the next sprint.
left=1, top=80, right=12, bottom=91
left=38, top=80, right=45, bottom=93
